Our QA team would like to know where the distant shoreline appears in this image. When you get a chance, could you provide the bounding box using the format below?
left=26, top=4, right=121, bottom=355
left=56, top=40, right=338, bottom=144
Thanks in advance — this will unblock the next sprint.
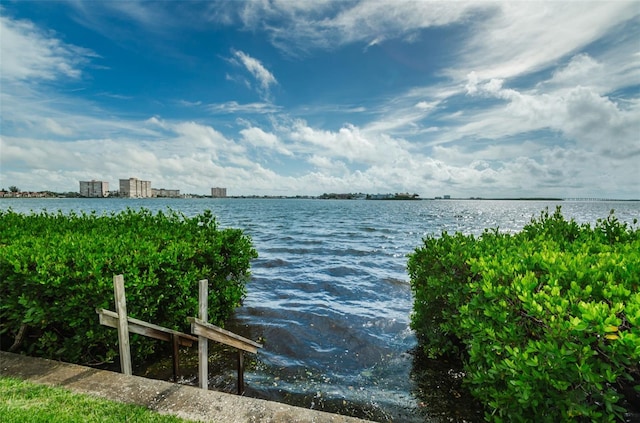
left=1, top=194, right=638, bottom=202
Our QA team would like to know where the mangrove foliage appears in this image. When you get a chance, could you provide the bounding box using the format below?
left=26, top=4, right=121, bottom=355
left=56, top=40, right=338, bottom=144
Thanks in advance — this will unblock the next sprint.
left=408, top=207, right=639, bottom=422
left=0, top=208, right=257, bottom=365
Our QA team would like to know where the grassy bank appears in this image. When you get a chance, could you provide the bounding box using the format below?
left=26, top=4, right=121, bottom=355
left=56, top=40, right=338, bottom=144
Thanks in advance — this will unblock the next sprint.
left=0, top=377, right=196, bottom=423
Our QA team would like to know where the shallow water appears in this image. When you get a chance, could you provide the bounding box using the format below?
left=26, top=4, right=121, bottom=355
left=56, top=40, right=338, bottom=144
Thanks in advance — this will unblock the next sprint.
left=3, top=197, right=638, bottom=422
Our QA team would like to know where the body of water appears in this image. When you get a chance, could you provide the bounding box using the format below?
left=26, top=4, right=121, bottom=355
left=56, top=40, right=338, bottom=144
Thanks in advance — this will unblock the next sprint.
left=2, top=198, right=638, bottom=422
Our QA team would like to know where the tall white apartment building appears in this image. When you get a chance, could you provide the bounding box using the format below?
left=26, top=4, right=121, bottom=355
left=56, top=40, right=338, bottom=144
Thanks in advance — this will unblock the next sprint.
left=79, top=180, right=109, bottom=197
left=119, top=177, right=152, bottom=198
left=211, top=187, right=227, bottom=198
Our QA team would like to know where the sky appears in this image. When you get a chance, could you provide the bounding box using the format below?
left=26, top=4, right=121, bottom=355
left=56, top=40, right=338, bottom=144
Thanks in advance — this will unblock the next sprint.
left=1, top=1, right=639, bottom=198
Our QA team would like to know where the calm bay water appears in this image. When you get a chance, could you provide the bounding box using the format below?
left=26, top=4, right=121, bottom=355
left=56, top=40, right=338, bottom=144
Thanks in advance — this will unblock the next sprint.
left=2, top=198, right=639, bottom=422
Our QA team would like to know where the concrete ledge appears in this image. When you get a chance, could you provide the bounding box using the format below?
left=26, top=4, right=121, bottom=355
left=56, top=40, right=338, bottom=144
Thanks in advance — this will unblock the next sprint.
left=1, top=351, right=372, bottom=423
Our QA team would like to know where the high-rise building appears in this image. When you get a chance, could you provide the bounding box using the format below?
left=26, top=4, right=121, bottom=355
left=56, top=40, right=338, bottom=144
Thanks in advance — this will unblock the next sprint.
left=119, top=177, right=152, bottom=198
left=152, top=188, right=180, bottom=198
left=211, top=187, right=227, bottom=198
left=79, top=180, right=109, bottom=197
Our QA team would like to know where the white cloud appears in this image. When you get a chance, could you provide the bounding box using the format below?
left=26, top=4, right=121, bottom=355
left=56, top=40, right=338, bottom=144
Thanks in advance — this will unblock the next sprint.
left=225, top=0, right=639, bottom=89
left=44, top=118, right=75, bottom=136
left=230, top=50, right=278, bottom=98
left=454, top=75, right=640, bottom=159
left=432, top=142, right=543, bottom=167
left=326, top=1, right=471, bottom=43
left=561, top=88, right=639, bottom=157
left=465, top=71, right=480, bottom=95
left=456, top=2, right=639, bottom=81
left=60, top=1, right=639, bottom=89
left=286, top=120, right=409, bottom=165
left=66, top=0, right=184, bottom=40
left=147, top=118, right=246, bottom=159
left=543, top=49, right=640, bottom=96
left=1, top=4, right=638, bottom=199
left=177, top=99, right=202, bottom=107
left=307, top=155, right=351, bottom=176
left=548, top=54, right=604, bottom=87
left=0, top=13, right=96, bottom=82
left=415, top=101, right=436, bottom=111
left=230, top=1, right=479, bottom=54
left=0, top=117, right=256, bottom=193
left=207, top=101, right=281, bottom=114
left=240, top=126, right=292, bottom=156
left=359, top=94, right=444, bottom=137
left=426, top=142, right=638, bottom=198
left=1, top=83, right=160, bottom=142
left=364, top=36, right=385, bottom=52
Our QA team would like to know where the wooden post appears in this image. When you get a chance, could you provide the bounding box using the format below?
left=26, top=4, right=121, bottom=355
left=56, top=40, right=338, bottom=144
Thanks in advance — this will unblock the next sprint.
left=171, top=334, right=180, bottom=382
left=188, top=280, right=262, bottom=394
left=237, top=350, right=245, bottom=395
left=198, top=279, right=208, bottom=390
left=113, top=275, right=132, bottom=376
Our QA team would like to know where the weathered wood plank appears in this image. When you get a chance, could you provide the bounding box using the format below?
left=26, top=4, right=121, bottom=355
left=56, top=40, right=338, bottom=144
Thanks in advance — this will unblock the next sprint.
left=96, top=308, right=196, bottom=347
left=113, top=275, right=132, bottom=375
left=99, top=275, right=261, bottom=394
left=198, top=279, right=209, bottom=390
left=189, top=317, right=262, bottom=354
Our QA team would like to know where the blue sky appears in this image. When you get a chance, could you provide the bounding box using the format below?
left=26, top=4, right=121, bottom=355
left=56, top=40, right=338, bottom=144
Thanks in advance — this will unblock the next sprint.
left=1, top=1, right=639, bottom=198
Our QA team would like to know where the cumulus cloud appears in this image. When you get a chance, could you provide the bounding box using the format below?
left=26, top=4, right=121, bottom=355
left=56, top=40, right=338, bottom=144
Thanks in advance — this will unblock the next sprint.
left=240, top=126, right=292, bottom=156
left=287, top=120, right=402, bottom=164
left=147, top=118, right=246, bottom=158
left=455, top=72, right=640, bottom=159
left=561, top=88, right=639, bottom=157
left=427, top=142, right=636, bottom=198
left=539, top=50, right=639, bottom=96
left=548, top=54, right=604, bottom=87
left=1, top=117, right=254, bottom=193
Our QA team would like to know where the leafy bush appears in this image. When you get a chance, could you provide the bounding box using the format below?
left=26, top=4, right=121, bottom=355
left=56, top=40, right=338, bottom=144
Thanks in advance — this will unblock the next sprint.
left=408, top=208, right=639, bottom=422
left=0, top=208, right=257, bottom=365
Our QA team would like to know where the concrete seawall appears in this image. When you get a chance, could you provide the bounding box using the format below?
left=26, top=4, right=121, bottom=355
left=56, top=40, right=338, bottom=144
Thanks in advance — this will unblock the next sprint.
left=1, top=351, right=373, bottom=423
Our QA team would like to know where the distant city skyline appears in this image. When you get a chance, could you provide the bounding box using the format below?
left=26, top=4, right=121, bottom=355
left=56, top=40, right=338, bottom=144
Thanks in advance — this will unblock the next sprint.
left=1, top=2, right=639, bottom=199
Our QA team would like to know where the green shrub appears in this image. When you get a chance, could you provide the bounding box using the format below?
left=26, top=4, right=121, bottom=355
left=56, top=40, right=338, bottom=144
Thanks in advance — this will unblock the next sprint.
left=408, top=207, right=639, bottom=421
left=0, top=208, right=257, bottom=365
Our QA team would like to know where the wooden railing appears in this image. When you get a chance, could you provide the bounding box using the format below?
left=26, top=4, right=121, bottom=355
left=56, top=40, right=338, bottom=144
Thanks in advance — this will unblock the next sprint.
left=97, top=275, right=262, bottom=394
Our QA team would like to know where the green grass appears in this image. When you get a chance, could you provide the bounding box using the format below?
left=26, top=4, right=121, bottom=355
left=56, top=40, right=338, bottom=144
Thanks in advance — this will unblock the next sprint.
left=0, top=377, right=195, bottom=423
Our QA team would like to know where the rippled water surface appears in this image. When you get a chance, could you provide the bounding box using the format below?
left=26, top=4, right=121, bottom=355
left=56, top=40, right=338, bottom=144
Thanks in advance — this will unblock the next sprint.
left=3, top=198, right=639, bottom=422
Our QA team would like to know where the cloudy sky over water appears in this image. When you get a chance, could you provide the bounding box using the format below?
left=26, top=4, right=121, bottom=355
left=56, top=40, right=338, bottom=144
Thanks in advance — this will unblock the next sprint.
left=1, top=1, right=639, bottom=198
